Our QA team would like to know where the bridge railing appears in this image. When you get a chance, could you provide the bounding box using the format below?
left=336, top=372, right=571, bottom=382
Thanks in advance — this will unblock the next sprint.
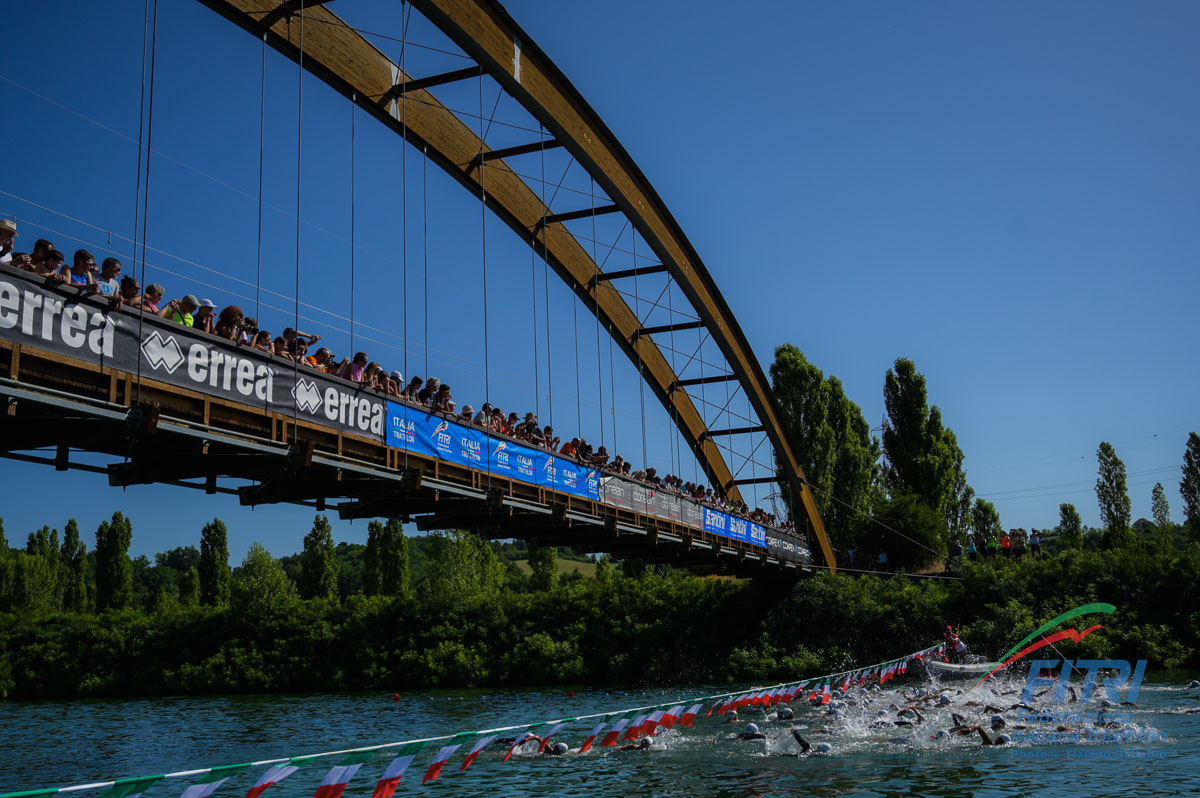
left=0, top=265, right=810, bottom=563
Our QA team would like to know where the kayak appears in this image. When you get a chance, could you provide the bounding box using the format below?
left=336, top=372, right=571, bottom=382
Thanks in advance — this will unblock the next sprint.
left=922, top=658, right=1002, bottom=678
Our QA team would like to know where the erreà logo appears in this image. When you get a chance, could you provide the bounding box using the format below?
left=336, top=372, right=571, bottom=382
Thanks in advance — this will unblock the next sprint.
left=292, top=378, right=323, bottom=414
left=140, top=330, right=185, bottom=374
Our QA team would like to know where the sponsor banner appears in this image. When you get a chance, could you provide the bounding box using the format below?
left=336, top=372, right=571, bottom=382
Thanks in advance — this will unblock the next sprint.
left=703, top=506, right=730, bottom=538
left=384, top=404, right=599, bottom=500
left=681, top=499, right=705, bottom=530
left=653, top=490, right=682, bottom=522
left=601, top=476, right=630, bottom=509
left=0, top=269, right=387, bottom=439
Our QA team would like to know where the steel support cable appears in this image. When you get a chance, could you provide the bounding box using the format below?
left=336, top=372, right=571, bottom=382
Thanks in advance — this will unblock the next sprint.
left=541, top=128, right=553, bottom=429
left=529, top=125, right=542, bottom=421
left=804, top=481, right=961, bottom=567
left=634, top=235, right=647, bottom=470
left=478, top=69, right=492, bottom=483
left=591, top=177, right=604, bottom=448
left=131, top=0, right=154, bottom=402
left=399, top=0, right=411, bottom=469
left=290, top=4, right=305, bottom=440
left=667, top=280, right=678, bottom=476
left=256, top=31, right=266, bottom=321
left=572, top=281, right=581, bottom=435
left=349, top=90, right=356, bottom=355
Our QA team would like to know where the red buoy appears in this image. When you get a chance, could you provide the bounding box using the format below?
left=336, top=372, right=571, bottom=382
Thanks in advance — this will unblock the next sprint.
left=392, top=692, right=400, bottom=702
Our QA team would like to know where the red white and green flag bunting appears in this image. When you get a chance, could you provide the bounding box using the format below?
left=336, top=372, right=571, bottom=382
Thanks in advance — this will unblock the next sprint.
left=576, top=715, right=604, bottom=753
left=641, top=710, right=665, bottom=736
left=421, top=745, right=462, bottom=785
left=459, top=736, right=498, bottom=772
left=245, top=757, right=317, bottom=798
left=311, top=751, right=375, bottom=798
left=370, top=742, right=426, bottom=798
left=179, top=765, right=251, bottom=798
left=600, top=716, right=633, bottom=747
left=503, top=731, right=537, bottom=762
left=536, top=722, right=570, bottom=752
left=622, top=715, right=647, bottom=741
left=99, top=776, right=164, bottom=798
left=659, top=706, right=683, bottom=730
left=679, top=703, right=702, bottom=727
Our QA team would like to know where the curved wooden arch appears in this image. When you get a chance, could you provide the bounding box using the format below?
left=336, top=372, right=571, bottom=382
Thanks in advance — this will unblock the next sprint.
left=196, top=0, right=835, bottom=572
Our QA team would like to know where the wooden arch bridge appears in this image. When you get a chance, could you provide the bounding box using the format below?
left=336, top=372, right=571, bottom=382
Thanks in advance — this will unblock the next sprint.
left=0, top=0, right=835, bottom=575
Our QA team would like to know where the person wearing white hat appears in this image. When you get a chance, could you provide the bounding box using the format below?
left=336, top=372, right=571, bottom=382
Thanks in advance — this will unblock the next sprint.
left=733, top=723, right=766, bottom=741
left=0, top=218, right=17, bottom=264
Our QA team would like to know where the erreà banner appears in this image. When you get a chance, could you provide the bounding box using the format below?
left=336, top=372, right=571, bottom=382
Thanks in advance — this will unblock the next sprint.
left=0, top=269, right=387, bottom=439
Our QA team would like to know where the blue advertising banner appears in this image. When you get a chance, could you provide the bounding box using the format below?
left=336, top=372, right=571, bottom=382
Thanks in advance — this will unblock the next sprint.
left=386, top=404, right=598, bottom=500
left=382, top=405, right=793, bottom=554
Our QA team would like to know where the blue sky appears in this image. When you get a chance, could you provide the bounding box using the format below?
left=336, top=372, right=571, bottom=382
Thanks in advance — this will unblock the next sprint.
left=1, top=1, right=1196, bottom=561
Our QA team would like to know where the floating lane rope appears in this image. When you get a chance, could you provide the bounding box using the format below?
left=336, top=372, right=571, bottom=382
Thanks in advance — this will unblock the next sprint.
left=0, top=644, right=941, bottom=798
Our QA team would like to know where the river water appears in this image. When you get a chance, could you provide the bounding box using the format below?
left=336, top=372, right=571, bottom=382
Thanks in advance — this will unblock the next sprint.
left=3, top=671, right=1199, bottom=797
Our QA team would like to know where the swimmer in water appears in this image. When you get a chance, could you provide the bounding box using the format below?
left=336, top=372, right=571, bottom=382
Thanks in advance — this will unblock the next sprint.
left=777, top=707, right=795, bottom=721
left=732, top=723, right=767, bottom=741
left=615, top=737, right=654, bottom=752
left=725, top=709, right=740, bottom=724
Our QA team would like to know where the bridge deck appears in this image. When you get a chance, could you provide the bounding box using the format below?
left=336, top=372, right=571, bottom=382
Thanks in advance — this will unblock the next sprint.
left=0, top=269, right=811, bottom=576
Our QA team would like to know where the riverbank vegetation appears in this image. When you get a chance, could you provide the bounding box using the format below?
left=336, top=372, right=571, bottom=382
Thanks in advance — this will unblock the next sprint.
left=1, top=351, right=1196, bottom=699
left=1, top=512, right=1198, bottom=699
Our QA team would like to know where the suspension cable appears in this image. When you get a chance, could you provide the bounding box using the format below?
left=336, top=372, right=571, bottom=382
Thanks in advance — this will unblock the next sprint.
left=133, top=0, right=159, bottom=404
left=529, top=126, right=542, bottom=420
left=541, top=131, right=553, bottom=429
left=255, top=32, right=266, bottom=322
left=608, top=322, right=617, bottom=459
left=573, top=281, right=581, bottom=436
left=130, top=0, right=150, bottom=397
left=291, top=3, right=305, bottom=441
left=634, top=236, right=647, bottom=470
left=349, top=91, right=356, bottom=355
left=478, top=70, right=492, bottom=481
left=591, top=178, right=604, bottom=448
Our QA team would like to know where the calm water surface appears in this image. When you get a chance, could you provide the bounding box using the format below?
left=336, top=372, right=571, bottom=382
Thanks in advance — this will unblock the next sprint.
left=3, top=672, right=1199, bottom=797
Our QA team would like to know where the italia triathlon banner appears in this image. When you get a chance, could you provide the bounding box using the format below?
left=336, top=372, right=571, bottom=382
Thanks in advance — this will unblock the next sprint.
left=1, top=644, right=941, bottom=798
left=0, top=269, right=388, bottom=438
left=385, top=403, right=601, bottom=501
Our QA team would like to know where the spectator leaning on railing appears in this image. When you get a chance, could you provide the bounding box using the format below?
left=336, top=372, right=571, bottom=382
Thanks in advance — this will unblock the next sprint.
left=0, top=243, right=797, bottom=535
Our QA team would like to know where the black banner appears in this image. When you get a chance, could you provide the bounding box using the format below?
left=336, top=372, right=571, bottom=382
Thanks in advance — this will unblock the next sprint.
left=0, top=269, right=387, bottom=439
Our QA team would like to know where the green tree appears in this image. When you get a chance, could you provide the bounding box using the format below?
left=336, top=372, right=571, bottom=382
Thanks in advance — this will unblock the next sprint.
left=593, top=555, right=613, bottom=587
left=1058, top=503, right=1084, bottom=551
left=880, top=358, right=970, bottom=538
left=178, top=566, right=201, bottom=607
left=300, top=515, right=339, bottom=601
left=1095, top=442, right=1132, bottom=549
left=380, top=520, right=410, bottom=599
left=363, top=520, right=383, bottom=596
left=1151, top=482, right=1172, bottom=547
left=60, top=519, right=88, bottom=612
left=420, top=530, right=507, bottom=608
left=94, top=512, right=133, bottom=611
left=528, top=543, right=557, bottom=592
left=769, top=344, right=880, bottom=548
left=199, top=518, right=231, bottom=607
left=1182, top=432, right=1200, bottom=542
left=0, top=519, right=12, bottom=611
left=970, top=498, right=1002, bottom=541
left=859, top=491, right=947, bottom=571
left=232, top=542, right=298, bottom=615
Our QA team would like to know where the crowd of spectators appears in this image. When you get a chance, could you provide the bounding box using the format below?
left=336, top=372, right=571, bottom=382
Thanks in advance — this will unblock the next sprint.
left=0, top=226, right=792, bottom=533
